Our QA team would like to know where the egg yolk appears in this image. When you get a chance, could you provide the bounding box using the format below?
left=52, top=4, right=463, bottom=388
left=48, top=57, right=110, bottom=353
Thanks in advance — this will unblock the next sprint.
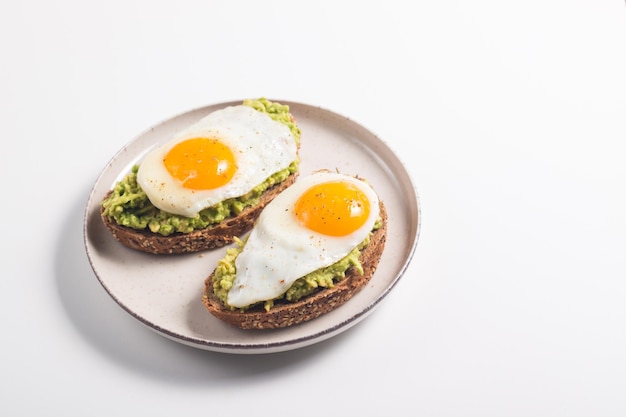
left=294, top=180, right=371, bottom=237
left=163, top=138, right=237, bottom=190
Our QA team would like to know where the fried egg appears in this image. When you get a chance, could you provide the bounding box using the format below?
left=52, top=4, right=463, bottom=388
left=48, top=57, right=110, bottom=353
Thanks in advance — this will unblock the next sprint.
left=227, top=171, right=380, bottom=308
left=137, top=105, right=297, bottom=217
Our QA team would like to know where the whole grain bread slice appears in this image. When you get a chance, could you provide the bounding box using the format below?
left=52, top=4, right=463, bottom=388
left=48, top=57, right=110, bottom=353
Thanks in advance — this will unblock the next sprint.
left=100, top=171, right=298, bottom=255
left=201, top=201, right=388, bottom=329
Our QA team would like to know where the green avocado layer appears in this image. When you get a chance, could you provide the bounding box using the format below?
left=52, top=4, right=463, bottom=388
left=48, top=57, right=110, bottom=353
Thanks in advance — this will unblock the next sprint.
left=101, top=98, right=300, bottom=236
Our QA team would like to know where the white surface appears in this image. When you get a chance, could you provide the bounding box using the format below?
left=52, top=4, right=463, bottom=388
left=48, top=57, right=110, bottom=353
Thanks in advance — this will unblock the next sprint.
left=1, top=0, right=625, bottom=415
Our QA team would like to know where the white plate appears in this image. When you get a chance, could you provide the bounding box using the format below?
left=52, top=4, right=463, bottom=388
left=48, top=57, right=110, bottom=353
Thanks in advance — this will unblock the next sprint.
left=84, top=99, right=421, bottom=354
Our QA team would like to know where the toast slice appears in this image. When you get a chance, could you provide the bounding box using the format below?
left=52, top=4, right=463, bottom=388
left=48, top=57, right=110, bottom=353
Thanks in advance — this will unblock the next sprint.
left=100, top=98, right=300, bottom=255
left=201, top=201, right=387, bottom=329
left=100, top=171, right=298, bottom=254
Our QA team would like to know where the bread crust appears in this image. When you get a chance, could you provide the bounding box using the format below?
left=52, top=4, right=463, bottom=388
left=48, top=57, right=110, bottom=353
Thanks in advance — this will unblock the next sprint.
left=201, top=202, right=387, bottom=329
left=100, top=172, right=298, bottom=255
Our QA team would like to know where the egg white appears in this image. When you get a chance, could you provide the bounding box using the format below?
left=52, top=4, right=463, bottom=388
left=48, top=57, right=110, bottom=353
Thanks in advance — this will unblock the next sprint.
left=227, top=171, right=380, bottom=308
left=136, top=105, right=297, bottom=217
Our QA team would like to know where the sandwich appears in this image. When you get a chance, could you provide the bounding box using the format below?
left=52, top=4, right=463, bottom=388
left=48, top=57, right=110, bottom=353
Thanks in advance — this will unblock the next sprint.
left=202, top=170, right=387, bottom=329
left=100, top=98, right=301, bottom=254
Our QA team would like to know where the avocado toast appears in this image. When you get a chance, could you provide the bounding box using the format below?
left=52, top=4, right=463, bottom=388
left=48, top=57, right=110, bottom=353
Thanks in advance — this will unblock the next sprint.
left=100, top=98, right=301, bottom=255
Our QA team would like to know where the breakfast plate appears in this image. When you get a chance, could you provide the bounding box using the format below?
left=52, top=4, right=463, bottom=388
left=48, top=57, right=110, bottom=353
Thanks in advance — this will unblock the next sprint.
left=83, top=99, right=421, bottom=354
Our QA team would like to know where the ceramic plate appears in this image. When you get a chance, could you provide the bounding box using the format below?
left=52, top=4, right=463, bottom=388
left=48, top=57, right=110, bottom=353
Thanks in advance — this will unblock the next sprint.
left=84, top=99, right=420, bottom=354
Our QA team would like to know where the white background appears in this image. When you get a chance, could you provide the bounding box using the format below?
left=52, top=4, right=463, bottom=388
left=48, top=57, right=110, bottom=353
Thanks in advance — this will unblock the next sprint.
left=2, top=1, right=625, bottom=415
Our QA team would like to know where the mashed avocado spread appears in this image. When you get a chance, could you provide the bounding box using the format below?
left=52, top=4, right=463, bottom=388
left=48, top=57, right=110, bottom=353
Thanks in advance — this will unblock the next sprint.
left=101, top=98, right=301, bottom=236
left=213, top=219, right=382, bottom=311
